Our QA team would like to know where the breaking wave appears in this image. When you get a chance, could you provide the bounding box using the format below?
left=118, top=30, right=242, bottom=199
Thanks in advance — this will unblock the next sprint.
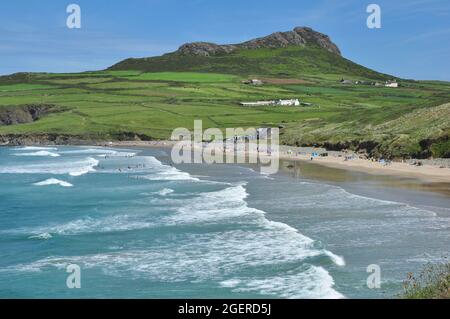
left=221, top=266, right=344, bottom=299
left=33, top=178, right=73, bottom=187
left=28, top=233, right=53, bottom=240
left=0, top=147, right=352, bottom=298
left=0, top=157, right=99, bottom=176
left=14, top=146, right=58, bottom=151
left=59, top=148, right=137, bottom=157
left=7, top=180, right=345, bottom=298
left=13, top=151, right=60, bottom=157
left=133, top=156, right=200, bottom=181
left=156, top=188, right=174, bottom=196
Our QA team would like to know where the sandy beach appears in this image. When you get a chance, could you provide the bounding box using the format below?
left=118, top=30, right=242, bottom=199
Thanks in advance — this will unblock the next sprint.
left=279, top=153, right=450, bottom=183
left=107, top=140, right=450, bottom=184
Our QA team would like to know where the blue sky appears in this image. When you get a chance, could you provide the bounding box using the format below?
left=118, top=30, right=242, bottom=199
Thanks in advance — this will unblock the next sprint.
left=1, top=0, right=449, bottom=80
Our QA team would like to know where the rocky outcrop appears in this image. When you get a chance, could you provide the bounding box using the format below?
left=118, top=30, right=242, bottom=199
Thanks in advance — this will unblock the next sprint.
left=0, top=104, right=63, bottom=125
left=0, top=131, right=155, bottom=146
left=177, top=27, right=341, bottom=56
left=0, top=134, right=94, bottom=146
left=178, top=42, right=238, bottom=57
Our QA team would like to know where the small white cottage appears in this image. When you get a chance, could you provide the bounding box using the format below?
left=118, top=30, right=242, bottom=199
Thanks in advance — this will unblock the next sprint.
left=385, top=80, right=399, bottom=88
left=276, top=99, right=300, bottom=106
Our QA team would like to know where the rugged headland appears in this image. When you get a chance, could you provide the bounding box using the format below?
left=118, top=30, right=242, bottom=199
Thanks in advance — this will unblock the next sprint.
left=176, top=27, right=341, bottom=56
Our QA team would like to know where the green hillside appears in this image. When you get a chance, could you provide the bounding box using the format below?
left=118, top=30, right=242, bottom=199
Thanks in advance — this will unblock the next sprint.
left=1, top=37, right=449, bottom=159
left=110, top=46, right=393, bottom=82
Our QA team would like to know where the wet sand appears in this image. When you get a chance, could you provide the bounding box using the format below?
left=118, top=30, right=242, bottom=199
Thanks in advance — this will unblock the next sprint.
left=279, top=153, right=450, bottom=184
left=277, top=158, right=450, bottom=204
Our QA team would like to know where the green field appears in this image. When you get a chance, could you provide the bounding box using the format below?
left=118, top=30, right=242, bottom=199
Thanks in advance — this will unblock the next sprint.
left=1, top=45, right=449, bottom=158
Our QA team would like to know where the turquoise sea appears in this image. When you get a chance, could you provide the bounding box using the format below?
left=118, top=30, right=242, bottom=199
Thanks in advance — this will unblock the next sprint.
left=0, top=146, right=449, bottom=298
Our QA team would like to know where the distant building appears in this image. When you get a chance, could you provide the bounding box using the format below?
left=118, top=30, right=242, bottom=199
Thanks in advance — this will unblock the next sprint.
left=385, top=80, right=399, bottom=88
left=240, top=99, right=300, bottom=107
left=242, top=79, right=263, bottom=85
left=276, top=99, right=300, bottom=106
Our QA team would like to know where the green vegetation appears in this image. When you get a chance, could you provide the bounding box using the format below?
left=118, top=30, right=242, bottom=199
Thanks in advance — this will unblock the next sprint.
left=110, top=46, right=393, bottom=82
left=0, top=45, right=449, bottom=158
left=0, top=83, right=56, bottom=92
left=118, top=72, right=239, bottom=83
left=400, top=262, right=450, bottom=299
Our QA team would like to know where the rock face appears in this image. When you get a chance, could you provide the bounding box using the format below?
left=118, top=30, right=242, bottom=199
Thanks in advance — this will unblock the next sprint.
left=178, top=42, right=238, bottom=57
left=0, top=104, right=61, bottom=125
left=177, top=27, right=341, bottom=56
left=0, top=133, right=90, bottom=146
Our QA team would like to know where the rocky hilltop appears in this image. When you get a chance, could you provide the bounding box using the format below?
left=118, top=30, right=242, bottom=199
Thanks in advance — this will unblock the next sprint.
left=177, top=27, right=341, bottom=56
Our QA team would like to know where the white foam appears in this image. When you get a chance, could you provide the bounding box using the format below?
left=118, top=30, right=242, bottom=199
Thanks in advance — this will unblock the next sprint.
left=156, top=188, right=174, bottom=196
left=59, top=148, right=116, bottom=155
left=156, top=184, right=344, bottom=266
left=24, top=215, right=155, bottom=236
left=69, top=157, right=99, bottom=176
left=60, top=148, right=138, bottom=157
left=9, top=224, right=345, bottom=298
left=324, top=251, right=346, bottom=267
left=135, top=156, right=200, bottom=181
left=33, top=178, right=73, bottom=187
left=288, top=182, right=439, bottom=218
left=11, top=230, right=344, bottom=298
left=28, top=233, right=53, bottom=240
left=219, top=279, right=242, bottom=288
left=69, top=169, right=90, bottom=177
left=94, top=155, right=198, bottom=181
left=97, top=152, right=137, bottom=157
left=13, top=151, right=60, bottom=157
left=165, top=184, right=262, bottom=225
left=15, top=146, right=58, bottom=151
left=141, top=169, right=199, bottom=181
left=230, top=266, right=344, bottom=299
left=3, top=158, right=346, bottom=298
left=0, top=157, right=98, bottom=176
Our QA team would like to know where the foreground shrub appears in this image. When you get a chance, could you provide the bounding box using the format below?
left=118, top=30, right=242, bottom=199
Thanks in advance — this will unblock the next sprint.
left=400, top=262, right=450, bottom=299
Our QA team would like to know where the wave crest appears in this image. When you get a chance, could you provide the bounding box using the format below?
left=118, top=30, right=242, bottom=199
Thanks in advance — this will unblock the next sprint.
left=33, top=178, right=73, bottom=187
left=13, top=151, right=60, bottom=157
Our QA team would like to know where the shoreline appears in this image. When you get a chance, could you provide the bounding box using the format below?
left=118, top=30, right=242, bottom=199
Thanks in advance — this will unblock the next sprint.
left=3, top=139, right=450, bottom=184
left=279, top=153, right=450, bottom=183
left=107, top=140, right=450, bottom=184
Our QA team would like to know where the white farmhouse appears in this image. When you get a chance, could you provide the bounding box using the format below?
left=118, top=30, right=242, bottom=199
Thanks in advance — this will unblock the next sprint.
left=240, top=98, right=300, bottom=107
left=385, top=80, right=399, bottom=88
left=276, top=99, right=300, bottom=106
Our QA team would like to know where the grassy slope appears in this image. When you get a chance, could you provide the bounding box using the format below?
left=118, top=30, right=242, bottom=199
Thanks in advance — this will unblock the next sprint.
left=0, top=46, right=449, bottom=158
left=110, top=46, right=394, bottom=82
